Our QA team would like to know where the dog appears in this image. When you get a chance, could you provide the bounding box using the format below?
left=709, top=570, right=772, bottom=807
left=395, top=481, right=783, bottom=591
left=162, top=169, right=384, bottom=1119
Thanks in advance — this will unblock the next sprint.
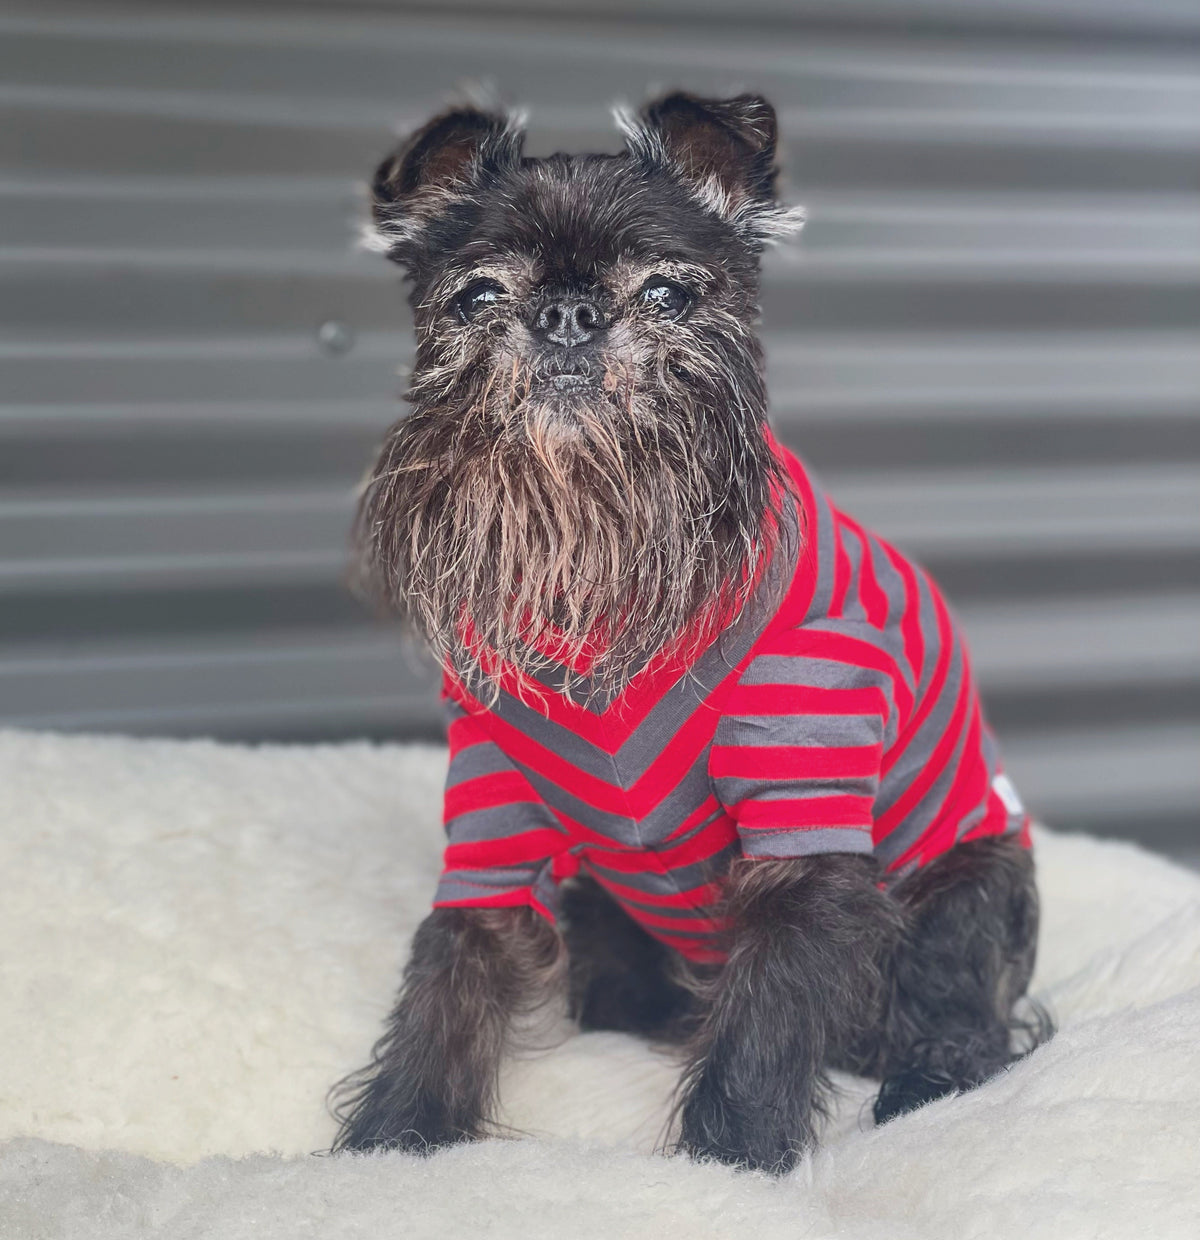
left=330, top=91, right=1050, bottom=1173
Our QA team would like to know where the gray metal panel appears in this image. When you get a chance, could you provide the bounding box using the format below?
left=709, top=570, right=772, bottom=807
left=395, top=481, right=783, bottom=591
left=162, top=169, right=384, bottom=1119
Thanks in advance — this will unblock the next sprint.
left=1, top=2, right=1197, bottom=851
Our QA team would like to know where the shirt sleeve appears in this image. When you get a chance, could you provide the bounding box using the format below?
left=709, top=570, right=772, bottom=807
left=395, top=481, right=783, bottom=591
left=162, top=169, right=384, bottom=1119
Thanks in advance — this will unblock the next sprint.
left=710, top=630, right=896, bottom=860
left=434, top=694, right=567, bottom=921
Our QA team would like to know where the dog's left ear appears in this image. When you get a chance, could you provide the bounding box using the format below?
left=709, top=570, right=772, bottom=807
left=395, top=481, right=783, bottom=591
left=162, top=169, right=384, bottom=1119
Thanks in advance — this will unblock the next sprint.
left=619, top=92, right=804, bottom=242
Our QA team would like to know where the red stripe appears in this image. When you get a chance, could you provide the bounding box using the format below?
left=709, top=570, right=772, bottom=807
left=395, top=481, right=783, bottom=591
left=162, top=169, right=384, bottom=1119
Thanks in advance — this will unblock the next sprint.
left=584, top=817, right=736, bottom=873
left=841, top=518, right=890, bottom=630
left=902, top=706, right=983, bottom=867
left=586, top=870, right=726, bottom=909
left=443, top=827, right=566, bottom=869
left=733, top=794, right=875, bottom=830
left=830, top=523, right=852, bottom=618
left=444, top=770, right=542, bottom=820
left=710, top=743, right=881, bottom=781
left=882, top=544, right=925, bottom=695
left=932, top=701, right=991, bottom=847
left=958, top=794, right=1011, bottom=848
left=445, top=707, right=489, bottom=752
left=725, top=682, right=889, bottom=720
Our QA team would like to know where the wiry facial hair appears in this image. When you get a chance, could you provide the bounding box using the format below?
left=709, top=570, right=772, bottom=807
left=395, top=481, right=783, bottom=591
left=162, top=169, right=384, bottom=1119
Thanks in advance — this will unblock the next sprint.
left=356, top=336, right=788, bottom=702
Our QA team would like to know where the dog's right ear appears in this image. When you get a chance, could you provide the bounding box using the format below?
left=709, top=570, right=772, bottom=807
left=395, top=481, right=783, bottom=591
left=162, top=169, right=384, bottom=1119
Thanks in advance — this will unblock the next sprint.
left=368, top=106, right=524, bottom=254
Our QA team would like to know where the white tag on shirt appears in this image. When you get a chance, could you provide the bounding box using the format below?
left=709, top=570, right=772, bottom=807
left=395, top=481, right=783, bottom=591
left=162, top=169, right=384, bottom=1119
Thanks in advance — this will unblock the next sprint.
left=992, top=772, right=1025, bottom=817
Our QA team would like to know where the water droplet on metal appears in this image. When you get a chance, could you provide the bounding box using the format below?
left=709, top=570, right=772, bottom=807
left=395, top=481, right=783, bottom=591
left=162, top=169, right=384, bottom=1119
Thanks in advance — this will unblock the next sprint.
left=317, top=319, right=355, bottom=356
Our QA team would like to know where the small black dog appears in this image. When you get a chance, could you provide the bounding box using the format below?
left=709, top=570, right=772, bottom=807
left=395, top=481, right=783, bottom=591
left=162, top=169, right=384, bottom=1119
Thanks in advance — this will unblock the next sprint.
left=332, top=92, right=1049, bottom=1173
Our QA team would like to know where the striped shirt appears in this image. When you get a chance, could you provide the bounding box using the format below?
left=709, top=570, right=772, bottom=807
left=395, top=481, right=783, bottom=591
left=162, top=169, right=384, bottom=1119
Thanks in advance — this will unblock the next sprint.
left=434, top=437, right=1029, bottom=962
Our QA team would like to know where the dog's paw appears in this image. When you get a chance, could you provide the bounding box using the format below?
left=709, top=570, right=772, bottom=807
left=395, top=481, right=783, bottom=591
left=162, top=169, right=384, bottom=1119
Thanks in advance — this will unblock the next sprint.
left=332, top=1093, right=479, bottom=1156
left=337, top=1123, right=467, bottom=1156
left=872, top=1067, right=960, bottom=1125
left=677, top=1084, right=804, bottom=1174
left=676, top=1132, right=799, bottom=1175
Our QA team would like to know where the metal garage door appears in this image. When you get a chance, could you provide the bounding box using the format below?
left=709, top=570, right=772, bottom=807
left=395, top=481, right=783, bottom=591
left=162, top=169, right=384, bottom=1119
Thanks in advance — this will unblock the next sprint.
left=2, top=1, right=1197, bottom=853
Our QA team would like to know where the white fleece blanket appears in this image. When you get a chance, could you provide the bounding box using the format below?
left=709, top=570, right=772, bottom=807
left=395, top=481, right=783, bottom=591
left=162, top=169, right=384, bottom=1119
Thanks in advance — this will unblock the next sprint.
left=1, top=730, right=1198, bottom=1240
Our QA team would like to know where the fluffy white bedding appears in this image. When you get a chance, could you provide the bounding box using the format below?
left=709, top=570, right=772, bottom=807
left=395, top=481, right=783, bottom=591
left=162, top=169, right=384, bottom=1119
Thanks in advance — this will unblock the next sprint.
left=1, top=729, right=1198, bottom=1239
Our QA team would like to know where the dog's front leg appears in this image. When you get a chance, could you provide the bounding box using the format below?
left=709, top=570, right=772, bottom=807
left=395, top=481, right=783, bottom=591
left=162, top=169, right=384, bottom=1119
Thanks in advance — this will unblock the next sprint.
left=676, top=855, right=900, bottom=1173
left=332, top=905, right=562, bottom=1153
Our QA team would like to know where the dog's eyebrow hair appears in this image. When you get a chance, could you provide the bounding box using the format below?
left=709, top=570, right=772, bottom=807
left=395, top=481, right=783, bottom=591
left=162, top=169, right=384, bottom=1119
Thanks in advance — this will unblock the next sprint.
left=605, top=257, right=716, bottom=294
left=420, top=260, right=538, bottom=308
left=643, top=260, right=714, bottom=283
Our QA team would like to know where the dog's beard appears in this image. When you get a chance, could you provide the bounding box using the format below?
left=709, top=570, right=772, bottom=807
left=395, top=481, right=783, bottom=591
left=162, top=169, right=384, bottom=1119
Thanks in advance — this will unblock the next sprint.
left=358, top=354, right=784, bottom=700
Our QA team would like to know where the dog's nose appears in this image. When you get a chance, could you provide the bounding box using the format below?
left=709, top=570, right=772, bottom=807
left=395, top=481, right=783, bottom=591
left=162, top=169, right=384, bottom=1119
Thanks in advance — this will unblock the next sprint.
left=534, top=297, right=606, bottom=348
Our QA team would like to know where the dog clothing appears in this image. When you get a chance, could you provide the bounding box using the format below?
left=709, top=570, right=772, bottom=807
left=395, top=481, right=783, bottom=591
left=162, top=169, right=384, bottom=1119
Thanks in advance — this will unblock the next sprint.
left=433, top=435, right=1030, bottom=962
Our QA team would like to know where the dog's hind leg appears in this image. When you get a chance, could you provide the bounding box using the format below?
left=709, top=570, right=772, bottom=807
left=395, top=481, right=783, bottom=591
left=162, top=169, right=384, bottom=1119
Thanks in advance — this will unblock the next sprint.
left=561, top=875, right=697, bottom=1042
left=869, top=834, right=1052, bottom=1125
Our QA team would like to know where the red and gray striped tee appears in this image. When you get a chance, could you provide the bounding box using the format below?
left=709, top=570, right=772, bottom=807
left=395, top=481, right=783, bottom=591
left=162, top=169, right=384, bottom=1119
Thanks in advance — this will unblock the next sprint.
left=434, top=437, right=1029, bottom=962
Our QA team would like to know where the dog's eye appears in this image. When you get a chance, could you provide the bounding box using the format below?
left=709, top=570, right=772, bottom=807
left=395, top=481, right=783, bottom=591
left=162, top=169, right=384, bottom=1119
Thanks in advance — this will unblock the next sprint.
left=455, top=280, right=506, bottom=324
left=638, top=279, right=691, bottom=321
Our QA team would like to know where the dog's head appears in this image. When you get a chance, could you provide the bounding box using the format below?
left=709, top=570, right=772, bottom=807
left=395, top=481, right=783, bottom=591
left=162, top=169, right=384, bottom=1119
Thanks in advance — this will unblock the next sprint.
left=359, top=92, right=803, bottom=697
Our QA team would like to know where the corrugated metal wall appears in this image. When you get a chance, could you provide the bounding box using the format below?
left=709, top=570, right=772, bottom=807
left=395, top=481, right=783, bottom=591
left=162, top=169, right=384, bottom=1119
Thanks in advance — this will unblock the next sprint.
left=2, top=1, right=1198, bottom=853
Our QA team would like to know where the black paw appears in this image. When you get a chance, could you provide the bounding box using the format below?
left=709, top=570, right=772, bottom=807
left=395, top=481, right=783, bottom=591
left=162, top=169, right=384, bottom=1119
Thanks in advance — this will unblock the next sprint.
left=678, top=1085, right=805, bottom=1174
left=332, top=1093, right=477, bottom=1156
left=873, top=1067, right=960, bottom=1125
left=337, top=1123, right=465, bottom=1156
left=676, top=1134, right=800, bottom=1175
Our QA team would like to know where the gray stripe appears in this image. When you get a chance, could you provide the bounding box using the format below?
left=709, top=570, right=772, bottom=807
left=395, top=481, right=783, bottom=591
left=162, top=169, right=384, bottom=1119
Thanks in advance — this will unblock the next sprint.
left=434, top=862, right=548, bottom=903
left=738, top=827, right=875, bottom=859
left=713, top=771, right=877, bottom=808
left=445, top=737, right=518, bottom=787
left=911, top=569, right=945, bottom=701
left=836, top=521, right=868, bottom=626
left=800, top=472, right=838, bottom=623
left=739, top=651, right=895, bottom=695
left=443, top=802, right=565, bottom=845
left=714, top=710, right=883, bottom=750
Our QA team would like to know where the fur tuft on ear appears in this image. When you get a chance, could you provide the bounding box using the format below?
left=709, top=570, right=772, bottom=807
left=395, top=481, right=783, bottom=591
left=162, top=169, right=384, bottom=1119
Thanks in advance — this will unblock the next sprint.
left=615, top=91, right=804, bottom=245
left=364, top=104, right=526, bottom=259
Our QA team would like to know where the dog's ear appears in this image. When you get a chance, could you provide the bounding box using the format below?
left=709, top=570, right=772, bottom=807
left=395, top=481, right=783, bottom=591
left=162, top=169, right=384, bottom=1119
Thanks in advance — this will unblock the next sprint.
left=619, top=92, right=803, bottom=241
left=368, top=106, right=524, bottom=253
